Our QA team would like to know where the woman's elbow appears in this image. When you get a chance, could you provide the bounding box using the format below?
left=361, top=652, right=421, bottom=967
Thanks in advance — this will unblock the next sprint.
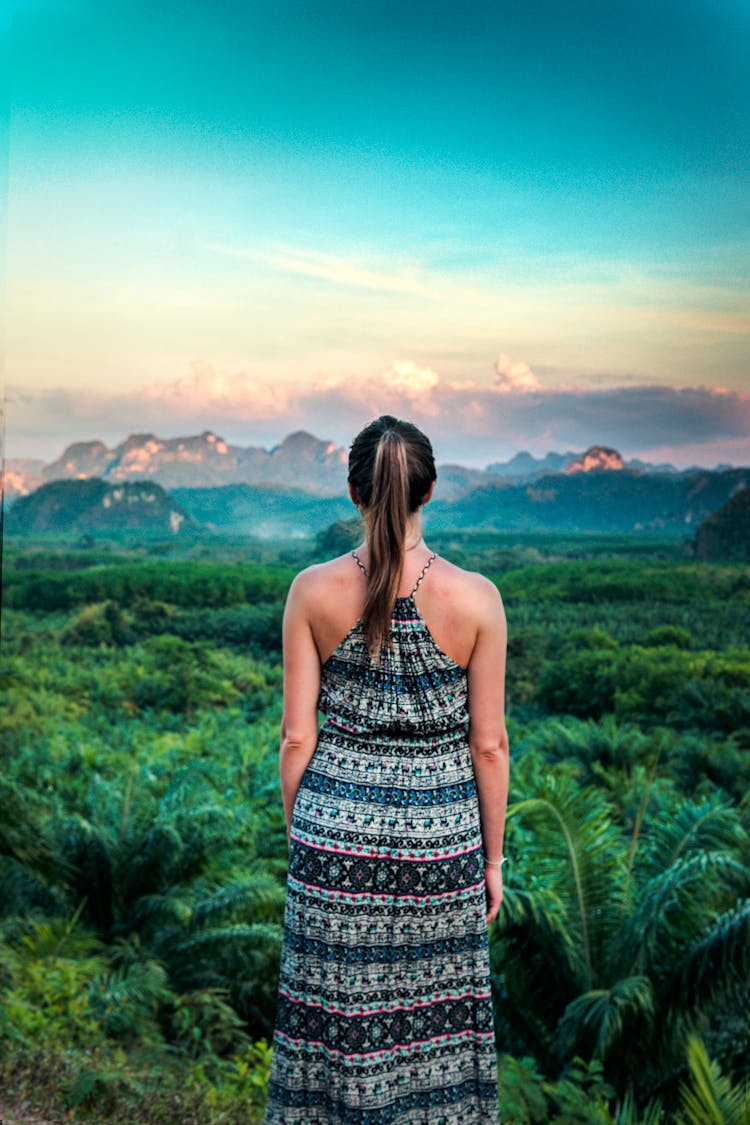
left=280, top=726, right=318, bottom=756
left=469, top=728, right=509, bottom=761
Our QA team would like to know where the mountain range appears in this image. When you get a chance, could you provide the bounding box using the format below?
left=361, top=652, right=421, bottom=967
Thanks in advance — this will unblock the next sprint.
left=4, top=429, right=349, bottom=501
left=2, top=427, right=718, bottom=505
left=4, top=428, right=748, bottom=541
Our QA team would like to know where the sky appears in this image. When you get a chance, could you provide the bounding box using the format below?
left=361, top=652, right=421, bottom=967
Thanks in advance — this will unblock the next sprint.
left=3, top=0, right=749, bottom=469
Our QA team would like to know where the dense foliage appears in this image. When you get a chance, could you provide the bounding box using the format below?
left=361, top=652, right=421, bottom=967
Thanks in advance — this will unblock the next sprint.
left=1, top=533, right=748, bottom=1122
left=695, top=487, right=750, bottom=563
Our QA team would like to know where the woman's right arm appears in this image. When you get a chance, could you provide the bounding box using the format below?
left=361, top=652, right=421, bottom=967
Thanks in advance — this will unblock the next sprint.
left=279, top=573, right=323, bottom=847
left=466, top=576, right=509, bottom=925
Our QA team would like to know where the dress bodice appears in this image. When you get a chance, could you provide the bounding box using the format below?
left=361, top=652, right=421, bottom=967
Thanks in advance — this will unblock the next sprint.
left=317, top=554, right=469, bottom=737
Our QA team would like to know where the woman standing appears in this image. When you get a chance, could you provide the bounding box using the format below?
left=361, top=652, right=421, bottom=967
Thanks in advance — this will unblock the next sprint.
left=264, top=415, right=509, bottom=1124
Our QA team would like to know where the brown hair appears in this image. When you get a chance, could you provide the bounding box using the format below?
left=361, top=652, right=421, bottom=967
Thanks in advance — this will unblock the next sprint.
left=347, top=415, right=437, bottom=658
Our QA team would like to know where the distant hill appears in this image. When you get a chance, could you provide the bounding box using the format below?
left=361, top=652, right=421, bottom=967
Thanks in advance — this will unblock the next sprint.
left=694, top=487, right=750, bottom=562
left=3, top=457, right=47, bottom=500
left=485, top=446, right=678, bottom=478
left=6, top=478, right=195, bottom=535
left=170, top=483, right=352, bottom=538
left=424, top=467, right=749, bottom=536
left=5, top=431, right=691, bottom=505
left=11, top=466, right=747, bottom=541
left=5, top=429, right=748, bottom=539
left=6, top=429, right=349, bottom=501
left=564, top=445, right=625, bottom=473
left=429, top=463, right=505, bottom=498
left=170, top=466, right=750, bottom=538
left=486, top=449, right=579, bottom=477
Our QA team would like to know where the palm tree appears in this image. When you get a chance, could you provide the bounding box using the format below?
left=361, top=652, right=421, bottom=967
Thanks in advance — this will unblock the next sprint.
left=37, top=758, right=286, bottom=1036
left=1, top=630, right=288, bottom=1039
left=491, top=747, right=750, bottom=1113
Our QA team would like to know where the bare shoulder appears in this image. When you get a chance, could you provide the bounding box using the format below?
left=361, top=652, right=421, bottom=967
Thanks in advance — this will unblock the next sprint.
left=286, top=554, right=359, bottom=610
left=434, top=555, right=505, bottom=619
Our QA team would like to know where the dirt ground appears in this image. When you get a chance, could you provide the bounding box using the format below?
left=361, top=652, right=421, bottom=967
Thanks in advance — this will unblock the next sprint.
left=0, top=1097, right=64, bottom=1125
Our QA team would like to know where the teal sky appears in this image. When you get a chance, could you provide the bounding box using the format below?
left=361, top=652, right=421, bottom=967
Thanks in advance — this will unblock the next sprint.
left=4, top=0, right=750, bottom=467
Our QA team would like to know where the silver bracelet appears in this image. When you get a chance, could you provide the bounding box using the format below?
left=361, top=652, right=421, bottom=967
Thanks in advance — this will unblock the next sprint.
left=483, top=854, right=507, bottom=867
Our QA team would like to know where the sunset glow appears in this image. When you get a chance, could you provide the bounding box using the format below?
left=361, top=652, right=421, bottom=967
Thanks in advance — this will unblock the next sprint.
left=4, top=0, right=749, bottom=468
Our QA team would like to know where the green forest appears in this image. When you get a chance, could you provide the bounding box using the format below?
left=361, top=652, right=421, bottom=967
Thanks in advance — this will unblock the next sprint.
left=2, top=528, right=749, bottom=1123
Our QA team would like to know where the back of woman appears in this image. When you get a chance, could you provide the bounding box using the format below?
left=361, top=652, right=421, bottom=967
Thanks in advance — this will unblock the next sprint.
left=264, top=415, right=510, bottom=1125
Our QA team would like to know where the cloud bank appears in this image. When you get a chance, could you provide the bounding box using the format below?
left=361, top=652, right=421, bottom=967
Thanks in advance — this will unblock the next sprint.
left=6, top=356, right=749, bottom=469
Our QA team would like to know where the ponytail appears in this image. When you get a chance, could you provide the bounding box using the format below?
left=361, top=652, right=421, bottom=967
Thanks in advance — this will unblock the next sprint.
left=361, top=431, right=409, bottom=658
left=347, top=415, right=437, bottom=661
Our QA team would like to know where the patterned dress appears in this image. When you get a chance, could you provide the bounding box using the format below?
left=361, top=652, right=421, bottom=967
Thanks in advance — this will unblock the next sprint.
left=264, top=553, right=500, bottom=1124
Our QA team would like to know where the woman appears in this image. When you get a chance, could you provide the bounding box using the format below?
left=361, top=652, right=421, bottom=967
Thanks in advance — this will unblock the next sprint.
left=264, top=415, right=509, bottom=1124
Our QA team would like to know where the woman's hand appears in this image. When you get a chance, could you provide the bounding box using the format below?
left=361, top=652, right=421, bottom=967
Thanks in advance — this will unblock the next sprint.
left=485, top=864, right=504, bottom=925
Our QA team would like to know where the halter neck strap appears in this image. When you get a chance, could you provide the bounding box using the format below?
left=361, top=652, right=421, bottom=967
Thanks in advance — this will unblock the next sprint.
left=350, top=550, right=438, bottom=596
left=410, top=552, right=437, bottom=595
left=351, top=550, right=368, bottom=577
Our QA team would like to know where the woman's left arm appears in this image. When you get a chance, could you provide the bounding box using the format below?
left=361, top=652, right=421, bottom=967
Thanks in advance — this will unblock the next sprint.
left=279, top=572, right=323, bottom=846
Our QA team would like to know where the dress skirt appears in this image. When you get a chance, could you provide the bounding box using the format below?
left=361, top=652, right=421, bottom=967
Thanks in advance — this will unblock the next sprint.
left=264, top=723, right=500, bottom=1123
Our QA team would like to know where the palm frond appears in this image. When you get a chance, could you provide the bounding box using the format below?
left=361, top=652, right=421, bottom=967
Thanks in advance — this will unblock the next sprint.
left=552, top=975, right=654, bottom=1063
left=89, top=958, right=171, bottom=1040
left=617, top=853, right=749, bottom=981
left=508, top=777, right=627, bottom=990
left=612, top=1085, right=666, bottom=1124
left=674, top=1034, right=750, bottom=1125
left=173, top=921, right=282, bottom=963
left=661, top=898, right=750, bottom=1042
left=118, top=822, right=186, bottom=900
left=639, top=792, right=747, bottom=877
left=168, top=921, right=283, bottom=996
left=495, top=886, right=584, bottom=982
left=618, top=736, right=667, bottom=917
left=191, top=873, right=286, bottom=927
left=6, top=912, right=105, bottom=964
left=0, top=856, right=56, bottom=919
left=0, top=776, right=61, bottom=883
left=129, top=886, right=195, bottom=928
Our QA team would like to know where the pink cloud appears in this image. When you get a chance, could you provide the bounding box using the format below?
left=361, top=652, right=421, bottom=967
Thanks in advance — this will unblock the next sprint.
left=6, top=358, right=750, bottom=469
left=492, top=353, right=541, bottom=394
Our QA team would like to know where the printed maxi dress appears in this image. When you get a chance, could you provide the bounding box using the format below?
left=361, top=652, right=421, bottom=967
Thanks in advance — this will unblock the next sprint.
left=264, top=553, right=501, bottom=1124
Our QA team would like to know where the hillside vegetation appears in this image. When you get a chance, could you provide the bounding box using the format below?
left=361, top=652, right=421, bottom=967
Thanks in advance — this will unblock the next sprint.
left=1, top=535, right=749, bottom=1122
left=7, top=462, right=750, bottom=541
left=695, top=486, right=750, bottom=563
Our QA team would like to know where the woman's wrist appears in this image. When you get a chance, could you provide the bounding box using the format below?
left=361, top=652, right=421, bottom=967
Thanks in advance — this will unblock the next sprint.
left=482, top=853, right=507, bottom=867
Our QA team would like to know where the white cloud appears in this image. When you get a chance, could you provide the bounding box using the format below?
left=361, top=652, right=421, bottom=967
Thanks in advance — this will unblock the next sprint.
left=203, top=242, right=435, bottom=297
left=141, top=359, right=291, bottom=417
left=492, top=353, right=541, bottom=394
left=382, top=360, right=440, bottom=399
left=6, top=358, right=750, bottom=469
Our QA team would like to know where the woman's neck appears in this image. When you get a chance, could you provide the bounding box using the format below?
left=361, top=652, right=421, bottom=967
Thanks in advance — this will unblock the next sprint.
left=359, top=514, right=425, bottom=553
